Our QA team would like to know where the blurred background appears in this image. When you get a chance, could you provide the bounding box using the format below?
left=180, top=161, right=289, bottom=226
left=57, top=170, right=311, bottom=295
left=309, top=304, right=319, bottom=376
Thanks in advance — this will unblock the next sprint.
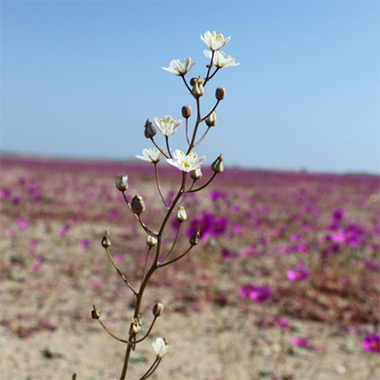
left=1, top=0, right=379, bottom=174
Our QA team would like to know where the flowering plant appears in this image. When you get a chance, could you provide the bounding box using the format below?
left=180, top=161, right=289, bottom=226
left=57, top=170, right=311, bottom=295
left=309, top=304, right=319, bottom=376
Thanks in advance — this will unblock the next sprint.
left=87, top=31, right=238, bottom=380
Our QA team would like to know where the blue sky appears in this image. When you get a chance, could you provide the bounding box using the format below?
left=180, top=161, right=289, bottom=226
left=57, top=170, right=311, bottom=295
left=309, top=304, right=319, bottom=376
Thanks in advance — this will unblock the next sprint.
left=1, top=0, right=379, bottom=173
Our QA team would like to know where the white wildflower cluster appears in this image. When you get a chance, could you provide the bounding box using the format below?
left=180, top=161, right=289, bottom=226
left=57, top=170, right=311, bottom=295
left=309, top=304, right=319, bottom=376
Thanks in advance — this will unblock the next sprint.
left=97, top=31, right=238, bottom=380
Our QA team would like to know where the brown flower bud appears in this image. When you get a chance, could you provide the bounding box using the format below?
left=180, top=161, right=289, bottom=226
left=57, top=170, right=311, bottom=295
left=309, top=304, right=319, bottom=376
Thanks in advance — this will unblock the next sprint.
left=215, top=87, right=226, bottom=100
left=190, top=167, right=202, bottom=180
left=146, top=235, right=158, bottom=247
left=205, top=111, right=217, bottom=127
left=211, top=154, right=224, bottom=173
left=130, top=318, right=141, bottom=335
left=181, top=105, right=192, bottom=118
left=190, top=229, right=201, bottom=246
left=131, top=194, right=145, bottom=215
left=115, top=173, right=128, bottom=192
left=101, top=231, right=111, bottom=249
left=191, top=76, right=204, bottom=98
left=175, top=206, right=187, bottom=223
left=91, top=305, right=101, bottom=320
left=144, top=119, right=157, bottom=138
left=152, top=302, right=164, bottom=317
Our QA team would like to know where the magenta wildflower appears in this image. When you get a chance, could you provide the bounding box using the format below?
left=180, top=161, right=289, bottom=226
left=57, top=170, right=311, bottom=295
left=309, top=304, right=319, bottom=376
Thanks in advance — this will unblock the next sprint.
left=362, top=334, right=380, bottom=354
left=250, top=286, right=271, bottom=303
left=240, top=284, right=271, bottom=304
left=15, top=218, right=28, bottom=229
left=287, top=263, right=310, bottom=282
left=291, top=336, right=309, bottom=348
left=91, top=282, right=101, bottom=290
left=0, top=188, right=10, bottom=199
left=78, top=239, right=89, bottom=248
left=277, top=317, right=290, bottom=328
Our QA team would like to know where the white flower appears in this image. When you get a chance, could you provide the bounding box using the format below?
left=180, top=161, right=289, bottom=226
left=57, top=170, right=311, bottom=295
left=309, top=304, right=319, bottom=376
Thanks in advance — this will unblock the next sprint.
left=136, top=147, right=164, bottom=163
left=162, top=57, right=197, bottom=76
left=152, top=337, right=170, bottom=358
left=201, top=31, right=231, bottom=51
left=166, top=150, right=206, bottom=173
left=204, top=50, right=239, bottom=69
left=154, top=115, right=182, bottom=137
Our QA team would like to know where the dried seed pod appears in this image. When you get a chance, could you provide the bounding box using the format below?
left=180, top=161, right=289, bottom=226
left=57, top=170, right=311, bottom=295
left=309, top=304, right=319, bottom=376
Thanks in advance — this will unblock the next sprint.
left=152, top=303, right=164, bottom=317
left=91, top=305, right=101, bottom=320
left=131, top=194, right=145, bottom=215
left=115, top=173, right=128, bottom=192
left=211, top=154, right=224, bottom=173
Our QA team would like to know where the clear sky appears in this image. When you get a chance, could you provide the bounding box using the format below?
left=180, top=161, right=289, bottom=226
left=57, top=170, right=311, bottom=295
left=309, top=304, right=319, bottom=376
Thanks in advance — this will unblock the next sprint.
left=1, top=0, right=379, bottom=174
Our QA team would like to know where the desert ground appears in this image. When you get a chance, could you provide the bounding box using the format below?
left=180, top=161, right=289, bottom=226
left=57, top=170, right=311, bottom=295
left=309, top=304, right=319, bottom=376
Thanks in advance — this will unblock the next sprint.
left=1, top=155, right=379, bottom=380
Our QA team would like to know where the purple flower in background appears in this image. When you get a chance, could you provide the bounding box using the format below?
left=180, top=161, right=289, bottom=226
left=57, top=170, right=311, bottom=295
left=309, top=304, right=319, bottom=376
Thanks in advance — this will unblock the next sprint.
left=11, top=196, right=22, bottom=205
left=250, top=286, right=271, bottom=303
left=277, top=317, right=290, bottom=328
left=291, top=336, right=309, bottom=348
left=332, top=208, right=345, bottom=221
left=0, top=188, right=10, bottom=199
left=290, top=233, right=300, bottom=242
left=208, top=190, right=226, bottom=201
left=15, top=218, right=28, bottom=229
left=220, top=248, right=234, bottom=260
left=240, top=284, right=271, bottom=303
left=78, top=239, right=89, bottom=248
left=287, top=263, right=310, bottom=282
left=362, top=334, right=380, bottom=354
left=211, top=217, right=227, bottom=238
left=296, top=243, right=309, bottom=254
left=187, top=212, right=227, bottom=240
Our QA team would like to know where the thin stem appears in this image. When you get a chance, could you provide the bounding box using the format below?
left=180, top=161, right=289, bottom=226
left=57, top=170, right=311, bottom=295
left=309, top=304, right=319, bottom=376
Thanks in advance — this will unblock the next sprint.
left=98, top=319, right=130, bottom=344
left=203, top=51, right=215, bottom=86
left=186, top=117, right=191, bottom=146
left=200, top=100, right=220, bottom=123
left=154, top=163, right=169, bottom=208
left=205, top=67, right=219, bottom=84
left=187, top=172, right=218, bottom=193
left=194, top=127, right=211, bottom=147
left=141, top=246, right=152, bottom=286
left=105, top=247, right=138, bottom=296
left=159, top=245, right=193, bottom=268
left=161, top=223, right=182, bottom=263
left=186, top=98, right=201, bottom=155
left=139, top=358, right=161, bottom=380
left=181, top=75, right=192, bottom=93
left=135, top=316, right=158, bottom=343
left=165, top=136, right=172, bottom=159
left=150, top=138, right=169, bottom=158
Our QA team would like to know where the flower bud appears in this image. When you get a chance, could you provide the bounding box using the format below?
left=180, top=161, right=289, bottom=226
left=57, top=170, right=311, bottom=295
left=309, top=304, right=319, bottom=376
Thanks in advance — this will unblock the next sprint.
left=144, top=119, right=157, bottom=138
left=190, top=229, right=200, bottom=246
left=190, top=167, right=202, bottom=180
left=101, top=230, right=111, bottom=249
left=215, top=87, right=226, bottom=100
left=130, top=318, right=141, bottom=335
left=181, top=105, right=192, bottom=118
left=205, top=111, right=217, bottom=127
left=152, top=303, right=164, bottom=317
left=175, top=206, right=187, bottom=223
left=146, top=235, right=158, bottom=247
left=131, top=194, right=145, bottom=215
left=191, top=76, right=204, bottom=98
left=91, top=305, right=101, bottom=320
left=211, top=154, right=224, bottom=173
left=115, top=173, right=128, bottom=192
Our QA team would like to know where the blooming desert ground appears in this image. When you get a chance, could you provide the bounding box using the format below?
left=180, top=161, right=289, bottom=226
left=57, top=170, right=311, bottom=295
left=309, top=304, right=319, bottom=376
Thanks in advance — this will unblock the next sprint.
left=0, top=154, right=379, bottom=380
